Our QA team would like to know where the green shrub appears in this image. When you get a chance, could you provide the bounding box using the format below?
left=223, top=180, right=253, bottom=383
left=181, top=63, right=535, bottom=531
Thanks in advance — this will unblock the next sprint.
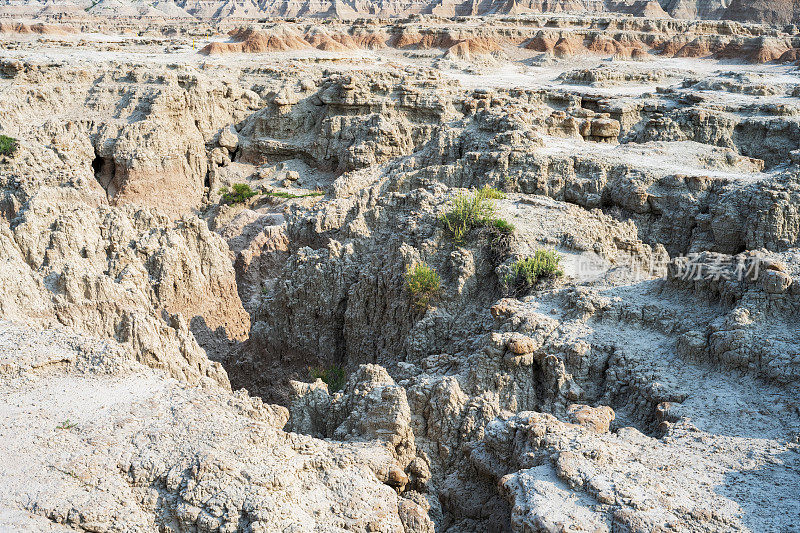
left=503, top=249, right=563, bottom=295
left=0, top=135, right=17, bottom=157
left=220, top=183, right=257, bottom=204
left=310, top=365, right=346, bottom=392
left=56, top=419, right=77, bottom=430
left=439, top=189, right=496, bottom=243
left=476, top=185, right=505, bottom=200
left=405, top=262, right=441, bottom=308
left=487, top=218, right=516, bottom=264
left=264, top=190, right=324, bottom=199
left=490, top=218, right=515, bottom=234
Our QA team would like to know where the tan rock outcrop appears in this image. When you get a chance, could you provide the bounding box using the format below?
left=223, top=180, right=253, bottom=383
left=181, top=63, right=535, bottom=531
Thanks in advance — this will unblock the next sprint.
left=566, top=404, right=615, bottom=432
left=3, top=187, right=249, bottom=387
left=201, top=26, right=312, bottom=55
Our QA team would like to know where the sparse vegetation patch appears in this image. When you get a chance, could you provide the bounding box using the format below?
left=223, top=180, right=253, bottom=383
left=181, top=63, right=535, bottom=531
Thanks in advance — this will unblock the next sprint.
left=310, top=365, right=347, bottom=393
left=405, top=262, right=441, bottom=308
left=477, top=185, right=505, bottom=200
left=0, top=135, right=18, bottom=157
left=503, top=249, right=563, bottom=295
left=490, top=217, right=515, bottom=234
left=56, top=419, right=77, bottom=430
left=439, top=187, right=498, bottom=243
left=264, top=190, right=324, bottom=199
left=487, top=217, right=516, bottom=264
left=220, top=183, right=257, bottom=204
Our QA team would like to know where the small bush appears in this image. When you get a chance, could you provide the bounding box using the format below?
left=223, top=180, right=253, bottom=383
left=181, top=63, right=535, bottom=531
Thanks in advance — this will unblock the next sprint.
left=503, top=249, right=563, bottom=295
left=487, top=218, right=516, bottom=264
left=477, top=185, right=505, bottom=200
left=220, top=183, right=257, bottom=204
left=0, top=135, right=17, bottom=157
left=405, top=262, right=441, bottom=308
left=440, top=189, right=496, bottom=243
left=310, top=365, right=346, bottom=392
left=490, top=218, right=515, bottom=234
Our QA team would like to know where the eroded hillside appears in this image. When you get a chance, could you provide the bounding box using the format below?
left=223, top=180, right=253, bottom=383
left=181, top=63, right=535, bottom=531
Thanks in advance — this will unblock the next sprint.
left=0, top=15, right=799, bottom=533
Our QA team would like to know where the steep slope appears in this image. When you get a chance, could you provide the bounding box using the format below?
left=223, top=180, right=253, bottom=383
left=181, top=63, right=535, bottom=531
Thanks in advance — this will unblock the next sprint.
left=724, top=0, right=800, bottom=24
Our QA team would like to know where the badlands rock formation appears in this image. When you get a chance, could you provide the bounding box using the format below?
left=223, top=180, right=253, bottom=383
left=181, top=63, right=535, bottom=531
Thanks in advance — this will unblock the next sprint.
left=1, top=0, right=798, bottom=23
left=0, top=13, right=799, bottom=533
left=192, top=18, right=800, bottom=65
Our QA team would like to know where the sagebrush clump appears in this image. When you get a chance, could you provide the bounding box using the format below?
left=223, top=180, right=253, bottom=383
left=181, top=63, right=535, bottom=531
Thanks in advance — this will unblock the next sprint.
left=439, top=186, right=502, bottom=243
left=220, top=183, right=257, bottom=204
left=503, top=249, right=563, bottom=295
left=0, top=135, right=18, bottom=157
left=405, top=262, right=441, bottom=308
